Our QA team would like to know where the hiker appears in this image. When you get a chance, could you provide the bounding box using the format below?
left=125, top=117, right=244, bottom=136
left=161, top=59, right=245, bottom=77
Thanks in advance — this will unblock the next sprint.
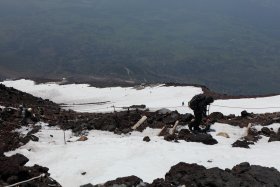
left=188, top=94, right=214, bottom=132
left=18, top=104, right=25, bottom=117
left=19, top=105, right=36, bottom=125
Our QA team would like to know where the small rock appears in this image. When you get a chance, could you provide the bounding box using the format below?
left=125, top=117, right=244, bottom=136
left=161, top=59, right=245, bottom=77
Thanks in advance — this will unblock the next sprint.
left=261, top=127, right=272, bottom=137
left=216, top=132, right=230, bottom=138
left=209, top=112, right=224, bottom=120
left=164, top=134, right=177, bottom=142
left=248, top=127, right=258, bottom=137
left=244, top=135, right=260, bottom=142
left=81, top=172, right=87, bottom=175
left=177, top=131, right=218, bottom=145
left=122, top=128, right=131, bottom=134
left=10, top=153, right=29, bottom=166
left=157, top=108, right=171, bottom=115
left=186, top=133, right=218, bottom=145
left=241, top=110, right=250, bottom=118
left=143, top=136, right=151, bottom=142
left=232, top=140, right=253, bottom=149
left=103, top=175, right=143, bottom=187
left=181, top=113, right=193, bottom=122
left=232, top=162, right=251, bottom=174
left=177, top=129, right=191, bottom=139
left=268, top=134, right=280, bottom=142
left=80, top=183, right=94, bottom=187
left=29, top=135, right=39, bottom=142
left=170, top=111, right=180, bottom=119
left=227, top=114, right=236, bottom=119
left=77, top=136, right=88, bottom=141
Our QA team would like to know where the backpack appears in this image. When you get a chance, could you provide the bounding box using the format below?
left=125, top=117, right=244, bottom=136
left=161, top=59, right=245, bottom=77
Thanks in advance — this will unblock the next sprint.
left=188, top=94, right=206, bottom=110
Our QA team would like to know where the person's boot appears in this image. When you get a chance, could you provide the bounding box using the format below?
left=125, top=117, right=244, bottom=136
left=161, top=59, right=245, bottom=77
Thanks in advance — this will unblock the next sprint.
left=193, top=126, right=202, bottom=134
left=188, top=124, right=194, bottom=131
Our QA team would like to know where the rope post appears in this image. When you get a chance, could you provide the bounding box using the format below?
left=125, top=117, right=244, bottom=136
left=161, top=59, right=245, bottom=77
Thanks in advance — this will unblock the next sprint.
left=207, top=105, right=211, bottom=116
left=128, top=107, right=131, bottom=126
left=113, top=105, right=116, bottom=113
left=63, top=130, right=66, bottom=145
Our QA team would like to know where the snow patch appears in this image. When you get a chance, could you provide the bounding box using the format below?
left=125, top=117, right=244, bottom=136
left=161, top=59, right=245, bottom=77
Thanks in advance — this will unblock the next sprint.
left=5, top=123, right=280, bottom=187
left=2, top=79, right=280, bottom=115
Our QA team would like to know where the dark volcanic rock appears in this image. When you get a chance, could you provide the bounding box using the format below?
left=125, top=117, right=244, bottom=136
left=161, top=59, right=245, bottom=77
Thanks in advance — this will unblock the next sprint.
left=177, top=130, right=218, bottom=145
left=109, top=162, right=280, bottom=187
left=29, top=134, right=39, bottom=142
left=181, top=113, right=193, bottom=122
left=130, top=105, right=146, bottom=109
left=232, top=162, right=251, bottom=173
left=244, top=127, right=261, bottom=142
left=232, top=162, right=280, bottom=186
left=227, top=114, right=236, bottom=119
left=248, top=127, right=259, bottom=137
left=164, top=129, right=218, bottom=145
left=149, top=178, right=172, bottom=187
left=268, top=134, right=280, bottom=142
left=268, top=128, right=280, bottom=142
left=186, top=133, right=218, bottom=145
left=164, top=134, right=177, bottom=142
left=177, top=129, right=191, bottom=139
left=81, top=184, right=94, bottom=187
left=143, top=136, right=151, bottom=142
left=165, top=162, right=280, bottom=187
left=10, top=153, right=29, bottom=166
left=164, top=162, right=241, bottom=187
left=261, top=127, right=273, bottom=137
left=103, top=175, right=143, bottom=187
left=209, top=112, right=224, bottom=120
left=0, top=153, right=60, bottom=186
left=241, top=110, right=250, bottom=118
left=232, top=140, right=253, bottom=149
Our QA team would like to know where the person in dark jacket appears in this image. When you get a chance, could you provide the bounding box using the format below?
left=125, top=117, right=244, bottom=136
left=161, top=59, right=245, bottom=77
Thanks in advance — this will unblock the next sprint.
left=188, top=94, right=214, bottom=132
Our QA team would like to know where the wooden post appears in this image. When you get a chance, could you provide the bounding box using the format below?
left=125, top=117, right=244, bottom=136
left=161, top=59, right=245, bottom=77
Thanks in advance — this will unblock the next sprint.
left=207, top=105, right=211, bottom=116
left=63, top=130, right=66, bottom=145
left=170, top=120, right=179, bottom=135
left=243, top=123, right=252, bottom=137
left=131, top=116, right=147, bottom=130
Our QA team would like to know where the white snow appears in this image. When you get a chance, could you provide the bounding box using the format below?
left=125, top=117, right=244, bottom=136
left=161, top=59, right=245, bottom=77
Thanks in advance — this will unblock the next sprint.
left=211, top=96, right=280, bottom=115
left=1, top=79, right=202, bottom=114
left=2, top=79, right=280, bottom=115
left=5, top=123, right=280, bottom=187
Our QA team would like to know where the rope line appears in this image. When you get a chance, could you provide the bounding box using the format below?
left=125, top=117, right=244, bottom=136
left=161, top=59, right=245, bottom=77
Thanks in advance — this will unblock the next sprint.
left=4, top=174, right=45, bottom=187
left=2, top=102, right=280, bottom=112
left=211, top=104, right=280, bottom=110
left=48, top=104, right=280, bottom=111
left=64, top=106, right=112, bottom=111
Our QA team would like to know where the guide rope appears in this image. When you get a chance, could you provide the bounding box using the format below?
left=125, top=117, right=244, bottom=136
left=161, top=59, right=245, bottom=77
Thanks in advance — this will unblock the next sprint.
left=2, top=102, right=280, bottom=112
left=4, top=174, right=45, bottom=187
left=211, top=104, right=280, bottom=110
